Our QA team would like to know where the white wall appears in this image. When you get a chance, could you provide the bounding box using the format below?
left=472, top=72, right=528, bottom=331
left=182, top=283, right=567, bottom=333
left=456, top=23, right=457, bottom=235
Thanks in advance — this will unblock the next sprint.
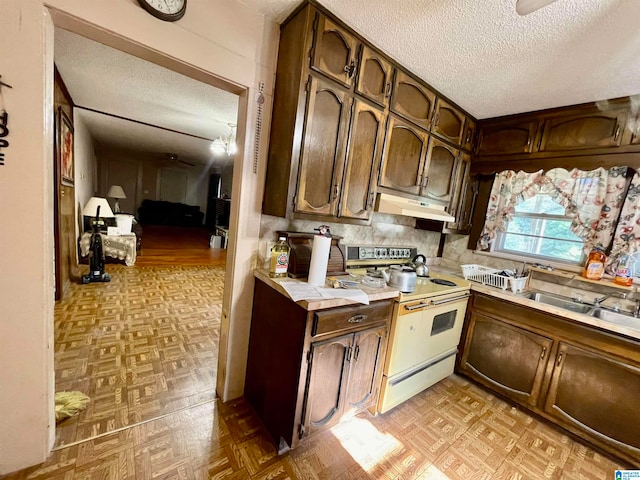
left=0, top=1, right=56, bottom=474
left=0, top=0, right=278, bottom=473
left=73, top=109, right=97, bottom=241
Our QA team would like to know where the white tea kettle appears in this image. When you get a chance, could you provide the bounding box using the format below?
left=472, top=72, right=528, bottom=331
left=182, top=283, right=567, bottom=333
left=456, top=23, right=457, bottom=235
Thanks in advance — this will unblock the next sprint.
left=381, top=265, right=417, bottom=293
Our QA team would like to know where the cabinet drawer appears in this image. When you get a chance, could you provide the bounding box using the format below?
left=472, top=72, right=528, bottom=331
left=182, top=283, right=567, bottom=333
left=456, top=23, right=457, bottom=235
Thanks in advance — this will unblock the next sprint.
left=313, top=301, right=392, bottom=337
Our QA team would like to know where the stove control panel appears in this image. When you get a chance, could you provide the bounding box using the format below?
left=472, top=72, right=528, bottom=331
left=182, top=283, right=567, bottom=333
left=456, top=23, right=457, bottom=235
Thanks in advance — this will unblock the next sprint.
left=346, top=246, right=417, bottom=261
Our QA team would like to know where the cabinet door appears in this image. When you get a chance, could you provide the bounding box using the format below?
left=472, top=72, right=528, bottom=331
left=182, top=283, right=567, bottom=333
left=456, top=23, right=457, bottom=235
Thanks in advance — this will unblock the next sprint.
left=476, top=120, right=538, bottom=156
left=421, top=138, right=459, bottom=206
left=538, top=110, right=629, bottom=151
left=460, top=312, right=553, bottom=407
left=302, top=333, right=352, bottom=438
left=390, top=70, right=436, bottom=131
left=446, top=153, right=476, bottom=233
left=545, top=342, right=640, bottom=457
left=432, top=98, right=465, bottom=146
left=354, top=45, right=393, bottom=108
left=462, top=118, right=476, bottom=152
left=296, top=76, right=352, bottom=216
left=339, top=100, right=385, bottom=220
left=311, top=15, right=359, bottom=88
left=379, top=115, right=429, bottom=196
left=345, top=326, right=387, bottom=413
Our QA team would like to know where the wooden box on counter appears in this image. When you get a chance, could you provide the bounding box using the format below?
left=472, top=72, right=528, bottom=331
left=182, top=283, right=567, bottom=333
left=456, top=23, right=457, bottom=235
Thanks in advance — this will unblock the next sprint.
left=277, top=231, right=346, bottom=278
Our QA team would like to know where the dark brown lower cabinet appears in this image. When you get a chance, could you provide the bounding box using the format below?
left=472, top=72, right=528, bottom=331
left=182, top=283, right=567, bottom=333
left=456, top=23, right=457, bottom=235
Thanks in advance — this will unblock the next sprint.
left=301, top=325, right=387, bottom=438
left=544, top=342, right=640, bottom=459
left=245, top=278, right=391, bottom=453
left=460, top=312, right=552, bottom=407
left=458, top=293, right=640, bottom=466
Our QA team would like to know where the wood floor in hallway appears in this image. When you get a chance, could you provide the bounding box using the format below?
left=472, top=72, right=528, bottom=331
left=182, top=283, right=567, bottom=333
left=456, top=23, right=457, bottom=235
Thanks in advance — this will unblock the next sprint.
left=54, top=225, right=227, bottom=448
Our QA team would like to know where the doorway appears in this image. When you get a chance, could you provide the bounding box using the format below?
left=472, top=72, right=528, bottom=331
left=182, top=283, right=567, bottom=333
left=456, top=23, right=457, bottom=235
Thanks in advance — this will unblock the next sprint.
left=52, top=26, right=242, bottom=448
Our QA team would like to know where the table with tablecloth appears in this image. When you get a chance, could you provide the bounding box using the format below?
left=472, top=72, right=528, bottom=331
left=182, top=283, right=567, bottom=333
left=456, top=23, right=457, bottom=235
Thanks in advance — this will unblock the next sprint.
left=79, top=232, right=137, bottom=266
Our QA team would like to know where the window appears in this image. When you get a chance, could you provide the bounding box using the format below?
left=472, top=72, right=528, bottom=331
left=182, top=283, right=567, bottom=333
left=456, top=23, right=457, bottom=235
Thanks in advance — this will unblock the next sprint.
left=494, top=194, right=586, bottom=264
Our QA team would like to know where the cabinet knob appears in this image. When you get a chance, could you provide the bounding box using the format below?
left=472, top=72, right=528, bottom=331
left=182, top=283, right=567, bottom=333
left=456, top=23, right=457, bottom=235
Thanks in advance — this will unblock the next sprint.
left=385, top=82, right=391, bottom=98
left=556, top=352, right=563, bottom=366
left=343, top=60, right=356, bottom=78
left=540, top=346, right=547, bottom=360
left=614, top=124, right=621, bottom=141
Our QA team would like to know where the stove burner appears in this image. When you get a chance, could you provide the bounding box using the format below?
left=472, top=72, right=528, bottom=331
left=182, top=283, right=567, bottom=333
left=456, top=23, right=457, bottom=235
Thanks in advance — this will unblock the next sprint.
left=430, top=278, right=457, bottom=286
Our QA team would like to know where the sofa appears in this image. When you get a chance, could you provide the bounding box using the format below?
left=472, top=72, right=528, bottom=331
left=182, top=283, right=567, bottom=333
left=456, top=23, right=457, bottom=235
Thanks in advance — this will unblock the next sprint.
left=138, top=199, right=204, bottom=227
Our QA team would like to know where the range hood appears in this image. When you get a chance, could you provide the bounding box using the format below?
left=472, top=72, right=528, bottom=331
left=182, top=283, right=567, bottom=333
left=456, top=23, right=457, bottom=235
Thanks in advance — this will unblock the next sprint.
left=375, top=193, right=455, bottom=222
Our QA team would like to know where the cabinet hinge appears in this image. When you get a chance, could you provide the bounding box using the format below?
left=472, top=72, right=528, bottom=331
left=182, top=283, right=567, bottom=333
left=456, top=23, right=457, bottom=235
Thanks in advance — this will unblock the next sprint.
left=306, top=350, right=313, bottom=364
left=298, top=423, right=306, bottom=438
left=304, top=78, right=310, bottom=93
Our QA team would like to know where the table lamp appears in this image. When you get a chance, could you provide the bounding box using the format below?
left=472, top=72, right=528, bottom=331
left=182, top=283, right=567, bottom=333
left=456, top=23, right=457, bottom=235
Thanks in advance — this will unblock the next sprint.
left=83, top=197, right=114, bottom=231
left=83, top=197, right=115, bottom=218
left=107, top=185, right=127, bottom=213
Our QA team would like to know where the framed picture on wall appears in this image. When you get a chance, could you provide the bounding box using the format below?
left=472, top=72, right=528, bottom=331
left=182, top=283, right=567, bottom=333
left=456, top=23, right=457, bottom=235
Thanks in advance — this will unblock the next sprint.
left=58, top=108, right=74, bottom=187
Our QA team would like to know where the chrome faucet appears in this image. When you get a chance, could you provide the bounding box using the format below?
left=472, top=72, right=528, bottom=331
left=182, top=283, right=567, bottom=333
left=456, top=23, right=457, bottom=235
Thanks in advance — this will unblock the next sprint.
left=593, top=291, right=626, bottom=307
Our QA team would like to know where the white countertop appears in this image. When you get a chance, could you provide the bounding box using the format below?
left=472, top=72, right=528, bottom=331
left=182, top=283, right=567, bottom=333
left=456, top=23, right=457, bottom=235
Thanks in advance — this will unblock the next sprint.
left=254, top=269, right=400, bottom=311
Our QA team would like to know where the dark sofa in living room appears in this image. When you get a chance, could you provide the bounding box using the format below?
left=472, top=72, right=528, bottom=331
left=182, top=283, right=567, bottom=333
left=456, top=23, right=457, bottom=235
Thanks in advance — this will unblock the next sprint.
left=138, top=199, right=204, bottom=227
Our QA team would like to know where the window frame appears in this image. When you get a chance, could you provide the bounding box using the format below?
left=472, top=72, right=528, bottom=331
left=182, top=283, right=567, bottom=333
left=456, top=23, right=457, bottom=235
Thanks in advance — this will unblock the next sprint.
left=493, top=210, right=586, bottom=266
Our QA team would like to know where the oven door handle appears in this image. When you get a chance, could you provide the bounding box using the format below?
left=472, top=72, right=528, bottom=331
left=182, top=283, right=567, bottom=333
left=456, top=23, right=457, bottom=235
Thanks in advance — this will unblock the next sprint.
left=430, top=293, right=470, bottom=306
left=404, top=302, right=430, bottom=311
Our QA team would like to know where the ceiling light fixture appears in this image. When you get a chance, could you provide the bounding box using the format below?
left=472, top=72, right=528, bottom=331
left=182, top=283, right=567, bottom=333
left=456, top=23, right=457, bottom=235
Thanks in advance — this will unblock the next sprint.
left=516, top=0, right=559, bottom=15
left=210, top=123, right=237, bottom=156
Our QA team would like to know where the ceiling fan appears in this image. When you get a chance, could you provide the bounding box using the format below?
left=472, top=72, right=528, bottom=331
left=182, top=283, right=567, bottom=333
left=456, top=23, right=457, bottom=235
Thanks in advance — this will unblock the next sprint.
left=156, top=153, right=196, bottom=167
left=516, top=0, right=560, bottom=15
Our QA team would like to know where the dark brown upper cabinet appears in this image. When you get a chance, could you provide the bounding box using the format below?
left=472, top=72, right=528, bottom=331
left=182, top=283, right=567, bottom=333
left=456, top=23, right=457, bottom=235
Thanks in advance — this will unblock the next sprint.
left=476, top=119, right=539, bottom=156
left=295, top=76, right=352, bottom=216
left=354, top=45, right=393, bottom=108
left=445, top=153, right=476, bottom=234
left=339, top=100, right=385, bottom=221
left=462, top=118, right=476, bottom=152
left=431, top=98, right=466, bottom=146
left=390, top=70, right=436, bottom=131
left=379, top=115, right=429, bottom=196
left=311, top=14, right=359, bottom=89
left=538, top=109, right=630, bottom=152
left=422, top=138, right=459, bottom=206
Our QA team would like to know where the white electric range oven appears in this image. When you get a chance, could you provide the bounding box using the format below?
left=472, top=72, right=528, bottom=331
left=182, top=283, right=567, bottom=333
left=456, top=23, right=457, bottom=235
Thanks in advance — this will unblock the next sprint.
left=344, top=245, right=470, bottom=414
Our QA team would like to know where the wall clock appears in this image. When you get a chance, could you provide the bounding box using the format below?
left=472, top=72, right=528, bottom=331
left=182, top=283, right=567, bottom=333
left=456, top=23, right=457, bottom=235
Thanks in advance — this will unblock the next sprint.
left=137, top=0, right=187, bottom=22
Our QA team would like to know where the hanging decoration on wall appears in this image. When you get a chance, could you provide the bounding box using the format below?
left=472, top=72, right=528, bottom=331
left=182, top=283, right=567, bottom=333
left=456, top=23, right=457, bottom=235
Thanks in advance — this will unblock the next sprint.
left=253, top=81, right=265, bottom=175
left=0, top=75, right=12, bottom=167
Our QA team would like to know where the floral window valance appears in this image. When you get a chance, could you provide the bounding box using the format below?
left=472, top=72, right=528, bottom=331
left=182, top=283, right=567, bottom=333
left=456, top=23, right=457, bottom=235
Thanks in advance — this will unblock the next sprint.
left=478, top=167, right=630, bottom=267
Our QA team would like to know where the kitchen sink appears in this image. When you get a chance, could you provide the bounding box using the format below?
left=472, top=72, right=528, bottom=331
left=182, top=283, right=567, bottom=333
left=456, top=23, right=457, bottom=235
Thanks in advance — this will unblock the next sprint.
left=517, top=291, right=593, bottom=314
left=588, top=308, right=640, bottom=331
left=517, top=290, right=640, bottom=331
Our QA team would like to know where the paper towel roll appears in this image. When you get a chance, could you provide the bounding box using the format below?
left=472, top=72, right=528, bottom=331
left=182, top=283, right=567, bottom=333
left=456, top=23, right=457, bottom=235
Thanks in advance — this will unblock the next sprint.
left=307, top=234, right=331, bottom=286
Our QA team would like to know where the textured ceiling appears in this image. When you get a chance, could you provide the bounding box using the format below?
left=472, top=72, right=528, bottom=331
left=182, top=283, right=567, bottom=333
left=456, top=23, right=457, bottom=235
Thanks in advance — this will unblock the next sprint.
left=54, top=29, right=239, bottom=166
left=238, top=0, right=640, bottom=119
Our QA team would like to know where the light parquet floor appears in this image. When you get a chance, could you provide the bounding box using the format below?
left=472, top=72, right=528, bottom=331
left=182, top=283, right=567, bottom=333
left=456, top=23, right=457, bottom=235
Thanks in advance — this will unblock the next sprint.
left=54, top=263, right=225, bottom=448
left=2, top=375, right=627, bottom=479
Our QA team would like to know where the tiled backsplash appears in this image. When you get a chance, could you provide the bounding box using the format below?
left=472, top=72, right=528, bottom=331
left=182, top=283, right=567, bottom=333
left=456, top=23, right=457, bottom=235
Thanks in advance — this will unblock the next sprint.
left=259, top=213, right=441, bottom=266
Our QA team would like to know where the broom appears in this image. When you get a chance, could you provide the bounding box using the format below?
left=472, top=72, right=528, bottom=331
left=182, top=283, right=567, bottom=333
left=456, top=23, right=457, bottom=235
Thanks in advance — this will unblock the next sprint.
left=54, top=391, right=90, bottom=421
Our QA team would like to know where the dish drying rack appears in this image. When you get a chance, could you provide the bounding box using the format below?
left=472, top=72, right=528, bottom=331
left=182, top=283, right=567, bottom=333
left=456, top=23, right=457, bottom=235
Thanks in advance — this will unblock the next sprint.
left=461, top=264, right=528, bottom=293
